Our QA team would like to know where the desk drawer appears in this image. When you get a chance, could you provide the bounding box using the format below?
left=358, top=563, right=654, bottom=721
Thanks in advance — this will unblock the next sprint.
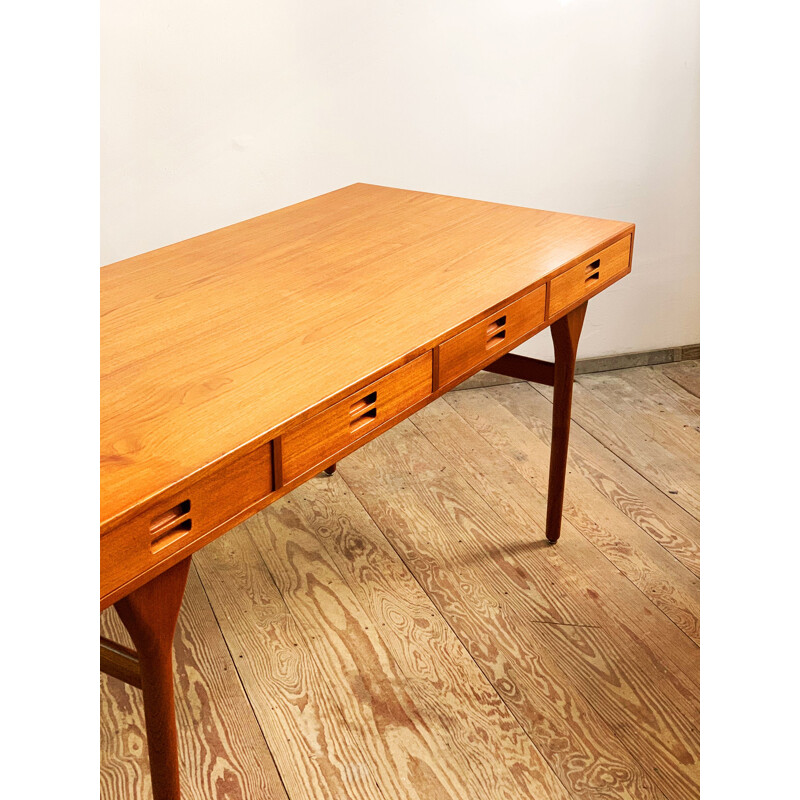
left=438, top=285, right=547, bottom=387
left=549, top=235, right=631, bottom=318
left=282, top=352, right=433, bottom=482
left=101, top=441, right=274, bottom=601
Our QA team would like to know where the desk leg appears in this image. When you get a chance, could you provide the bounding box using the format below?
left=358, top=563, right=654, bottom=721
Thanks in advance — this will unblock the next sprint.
left=545, top=302, right=587, bottom=542
left=114, top=557, right=191, bottom=800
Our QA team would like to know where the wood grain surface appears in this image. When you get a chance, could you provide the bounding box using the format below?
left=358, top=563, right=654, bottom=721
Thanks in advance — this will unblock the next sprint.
left=438, top=285, right=546, bottom=387
left=539, top=380, right=700, bottom=519
left=100, top=568, right=289, bottom=800
left=548, top=236, right=632, bottom=318
left=338, top=420, right=698, bottom=798
left=101, top=363, right=699, bottom=800
left=576, top=371, right=699, bottom=463
left=448, top=384, right=700, bottom=642
left=275, top=477, right=572, bottom=799
left=101, top=183, right=633, bottom=530
left=657, top=360, right=700, bottom=398
left=281, top=351, right=433, bottom=483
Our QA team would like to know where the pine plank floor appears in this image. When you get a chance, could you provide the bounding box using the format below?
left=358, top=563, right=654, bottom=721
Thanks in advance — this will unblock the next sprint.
left=101, top=360, right=700, bottom=800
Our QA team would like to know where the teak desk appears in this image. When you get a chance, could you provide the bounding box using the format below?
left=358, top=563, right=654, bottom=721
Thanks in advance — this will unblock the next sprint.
left=100, top=184, right=634, bottom=799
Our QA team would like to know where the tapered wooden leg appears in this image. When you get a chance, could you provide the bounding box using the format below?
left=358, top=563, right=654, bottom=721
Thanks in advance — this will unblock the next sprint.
left=324, top=463, right=337, bottom=475
left=546, top=302, right=587, bottom=542
left=114, top=557, right=191, bottom=800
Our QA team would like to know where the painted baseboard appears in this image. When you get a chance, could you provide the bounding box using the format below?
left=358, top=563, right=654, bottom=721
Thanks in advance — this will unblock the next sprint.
left=453, top=344, right=700, bottom=391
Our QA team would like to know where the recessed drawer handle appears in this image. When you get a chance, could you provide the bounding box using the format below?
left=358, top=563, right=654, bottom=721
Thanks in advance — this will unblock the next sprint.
left=585, top=258, right=601, bottom=283
left=150, top=500, right=192, bottom=552
left=349, top=391, right=378, bottom=433
left=486, top=315, right=507, bottom=348
left=350, top=408, right=377, bottom=433
left=349, top=391, right=377, bottom=416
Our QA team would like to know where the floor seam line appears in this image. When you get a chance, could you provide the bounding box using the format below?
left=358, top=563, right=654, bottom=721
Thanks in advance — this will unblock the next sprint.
left=338, top=448, right=583, bottom=800
left=190, top=560, right=294, bottom=800
left=440, top=388, right=700, bottom=656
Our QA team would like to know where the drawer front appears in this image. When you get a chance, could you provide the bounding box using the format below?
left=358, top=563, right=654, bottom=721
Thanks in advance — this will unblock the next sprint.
left=282, top=351, right=433, bottom=482
left=438, top=285, right=547, bottom=387
left=549, top=235, right=631, bottom=318
left=101, top=440, right=274, bottom=601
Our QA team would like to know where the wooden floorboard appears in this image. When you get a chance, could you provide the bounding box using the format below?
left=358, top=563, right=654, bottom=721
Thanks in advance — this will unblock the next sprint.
left=194, top=526, right=392, bottom=800
left=538, top=380, right=700, bottom=519
left=248, top=489, right=570, bottom=800
left=100, top=566, right=289, bottom=800
left=657, top=360, right=700, bottom=398
left=271, top=476, right=571, bottom=799
left=492, top=381, right=700, bottom=578
left=338, top=422, right=667, bottom=799
left=100, top=362, right=700, bottom=800
left=576, top=371, right=699, bottom=462
left=339, top=420, right=698, bottom=800
left=451, top=383, right=701, bottom=624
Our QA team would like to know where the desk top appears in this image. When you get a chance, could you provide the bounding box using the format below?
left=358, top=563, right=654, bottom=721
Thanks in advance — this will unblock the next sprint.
left=101, top=183, right=632, bottom=531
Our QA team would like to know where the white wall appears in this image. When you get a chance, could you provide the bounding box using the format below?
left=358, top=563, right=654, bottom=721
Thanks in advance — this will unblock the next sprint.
left=102, top=0, right=699, bottom=359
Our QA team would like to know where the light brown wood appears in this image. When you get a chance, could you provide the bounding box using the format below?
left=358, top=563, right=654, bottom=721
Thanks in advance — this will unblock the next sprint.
left=338, top=412, right=699, bottom=799
left=282, top=351, right=433, bottom=483
left=102, top=183, right=633, bottom=539
left=437, top=285, right=546, bottom=387
left=443, top=385, right=700, bottom=644
left=577, top=370, right=700, bottom=462
left=248, top=499, right=572, bottom=800
left=101, top=184, right=639, bottom=798
left=102, top=363, right=699, bottom=800
left=450, top=369, right=523, bottom=390
left=279, top=475, right=577, bottom=799
left=491, top=381, right=700, bottom=578
left=193, top=527, right=402, bottom=800
left=337, top=420, right=667, bottom=799
left=658, top=359, right=700, bottom=398
left=548, top=235, right=632, bottom=318
left=540, top=380, right=700, bottom=518
left=639, top=364, right=700, bottom=419
left=100, top=567, right=290, bottom=800
left=102, top=439, right=274, bottom=604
